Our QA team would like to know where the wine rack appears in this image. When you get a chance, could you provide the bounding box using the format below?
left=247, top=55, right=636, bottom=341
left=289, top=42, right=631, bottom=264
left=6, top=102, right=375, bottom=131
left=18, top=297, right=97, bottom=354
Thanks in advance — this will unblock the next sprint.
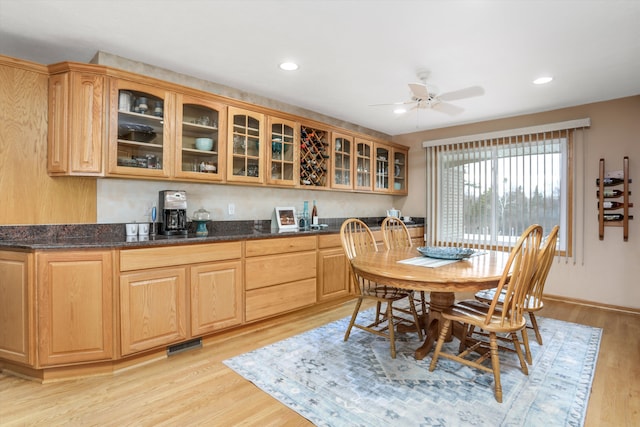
left=300, top=125, right=329, bottom=187
left=598, top=157, right=633, bottom=241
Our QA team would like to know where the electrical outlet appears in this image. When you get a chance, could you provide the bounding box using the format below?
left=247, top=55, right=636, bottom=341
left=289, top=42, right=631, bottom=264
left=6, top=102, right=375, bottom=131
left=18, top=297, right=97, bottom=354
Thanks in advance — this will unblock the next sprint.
left=228, top=203, right=235, bottom=215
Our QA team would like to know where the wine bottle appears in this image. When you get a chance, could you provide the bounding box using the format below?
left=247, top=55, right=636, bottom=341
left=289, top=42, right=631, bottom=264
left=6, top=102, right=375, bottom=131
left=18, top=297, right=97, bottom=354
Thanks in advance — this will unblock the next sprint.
left=596, top=177, right=626, bottom=186
left=598, top=201, right=624, bottom=209
left=597, top=189, right=629, bottom=198
left=311, top=200, right=318, bottom=225
left=600, top=213, right=634, bottom=221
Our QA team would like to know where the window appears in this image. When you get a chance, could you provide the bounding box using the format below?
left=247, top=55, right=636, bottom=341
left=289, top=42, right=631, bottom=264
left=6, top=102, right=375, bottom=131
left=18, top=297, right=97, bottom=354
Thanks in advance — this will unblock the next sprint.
left=424, top=120, right=590, bottom=255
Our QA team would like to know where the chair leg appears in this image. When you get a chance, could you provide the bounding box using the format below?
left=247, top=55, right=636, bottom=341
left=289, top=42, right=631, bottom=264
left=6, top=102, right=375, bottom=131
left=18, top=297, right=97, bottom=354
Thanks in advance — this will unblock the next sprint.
left=489, top=333, right=503, bottom=403
left=344, top=298, right=364, bottom=341
left=387, top=302, right=396, bottom=359
left=510, top=332, right=529, bottom=375
left=419, top=291, right=428, bottom=316
left=429, top=319, right=452, bottom=372
left=407, top=296, right=424, bottom=341
left=521, top=328, right=532, bottom=365
left=529, top=312, right=543, bottom=345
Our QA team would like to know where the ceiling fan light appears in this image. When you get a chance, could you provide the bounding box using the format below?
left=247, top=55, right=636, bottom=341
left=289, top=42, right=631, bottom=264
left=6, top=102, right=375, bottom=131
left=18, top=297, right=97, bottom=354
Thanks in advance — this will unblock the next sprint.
left=393, top=107, right=407, bottom=114
left=279, top=62, right=299, bottom=71
left=533, top=76, right=553, bottom=85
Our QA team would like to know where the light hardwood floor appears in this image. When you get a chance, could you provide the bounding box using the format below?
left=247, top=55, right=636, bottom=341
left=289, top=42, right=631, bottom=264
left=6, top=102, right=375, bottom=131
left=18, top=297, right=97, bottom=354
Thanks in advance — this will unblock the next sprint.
left=1, top=298, right=638, bottom=426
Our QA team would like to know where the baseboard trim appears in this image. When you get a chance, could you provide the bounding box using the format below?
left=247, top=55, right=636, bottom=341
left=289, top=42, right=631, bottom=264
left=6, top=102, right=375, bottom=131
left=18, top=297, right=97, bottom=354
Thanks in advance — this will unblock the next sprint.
left=544, top=293, right=640, bottom=315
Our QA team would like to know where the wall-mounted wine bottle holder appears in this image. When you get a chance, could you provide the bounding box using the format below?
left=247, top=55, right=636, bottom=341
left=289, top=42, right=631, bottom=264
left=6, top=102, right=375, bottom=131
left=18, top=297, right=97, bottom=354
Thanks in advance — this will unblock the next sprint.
left=598, top=157, right=632, bottom=241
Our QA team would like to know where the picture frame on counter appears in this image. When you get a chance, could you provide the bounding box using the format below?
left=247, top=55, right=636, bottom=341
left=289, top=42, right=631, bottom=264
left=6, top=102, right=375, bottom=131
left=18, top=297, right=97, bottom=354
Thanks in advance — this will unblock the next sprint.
left=273, top=207, right=298, bottom=232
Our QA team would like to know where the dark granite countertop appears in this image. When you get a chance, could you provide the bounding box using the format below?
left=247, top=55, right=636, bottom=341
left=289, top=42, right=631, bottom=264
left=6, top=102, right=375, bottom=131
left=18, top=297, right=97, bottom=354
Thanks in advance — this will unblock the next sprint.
left=0, top=217, right=424, bottom=251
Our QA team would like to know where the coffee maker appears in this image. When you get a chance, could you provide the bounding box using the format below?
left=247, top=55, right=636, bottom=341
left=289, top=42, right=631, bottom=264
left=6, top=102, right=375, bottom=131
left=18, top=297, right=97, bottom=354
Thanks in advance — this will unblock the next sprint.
left=158, top=190, right=188, bottom=236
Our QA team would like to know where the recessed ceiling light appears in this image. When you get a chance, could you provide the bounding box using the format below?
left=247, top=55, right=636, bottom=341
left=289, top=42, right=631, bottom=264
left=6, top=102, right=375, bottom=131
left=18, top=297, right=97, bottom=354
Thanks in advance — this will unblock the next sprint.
left=279, top=62, right=299, bottom=71
left=533, top=76, right=553, bottom=85
left=393, top=107, right=407, bottom=114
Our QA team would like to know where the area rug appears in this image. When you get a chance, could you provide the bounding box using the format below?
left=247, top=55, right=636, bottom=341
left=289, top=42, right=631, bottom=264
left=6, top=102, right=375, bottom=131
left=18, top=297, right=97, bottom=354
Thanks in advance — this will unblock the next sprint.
left=223, top=308, right=602, bottom=426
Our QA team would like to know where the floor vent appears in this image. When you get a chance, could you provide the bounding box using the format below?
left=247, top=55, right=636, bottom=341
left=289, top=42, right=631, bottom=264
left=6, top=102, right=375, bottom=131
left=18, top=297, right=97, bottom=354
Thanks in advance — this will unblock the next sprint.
left=167, top=338, right=202, bottom=356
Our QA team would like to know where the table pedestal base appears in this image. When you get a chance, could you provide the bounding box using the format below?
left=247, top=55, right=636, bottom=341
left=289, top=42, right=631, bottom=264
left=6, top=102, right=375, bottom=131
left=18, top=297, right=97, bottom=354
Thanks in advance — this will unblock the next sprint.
left=415, top=291, right=455, bottom=360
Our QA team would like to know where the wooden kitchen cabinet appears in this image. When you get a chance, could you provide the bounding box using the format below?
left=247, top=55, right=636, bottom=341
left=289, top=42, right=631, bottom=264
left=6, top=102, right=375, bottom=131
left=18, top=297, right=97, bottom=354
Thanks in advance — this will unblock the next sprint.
left=354, top=138, right=374, bottom=191
left=107, top=78, right=174, bottom=178
left=331, top=132, right=354, bottom=190
left=119, top=267, right=188, bottom=356
left=227, top=106, right=265, bottom=184
left=174, top=94, right=227, bottom=181
left=245, top=236, right=317, bottom=321
left=36, top=250, right=114, bottom=366
left=392, top=147, right=408, bottom=194
left=267, top=116, right=298, bottom=186
left=0, top=251, right=33, bottom=365
left=48, top=64, right=106, bottom=176
left=317, top=234, right=351, bottom=301
left=190, top=260, right=243, bottom=336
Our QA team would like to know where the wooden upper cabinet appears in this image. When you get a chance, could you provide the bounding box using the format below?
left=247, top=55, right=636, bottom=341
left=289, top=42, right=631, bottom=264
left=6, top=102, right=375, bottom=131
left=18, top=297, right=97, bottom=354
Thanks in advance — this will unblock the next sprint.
left=354, top=138, right=374, bottom=191
left=267, top=116, right=298, bottom=186
left=374, top=142, right=391, bottom=192
left=226, top=106, right=265, bottom=184
left=48, top=67, right=106, bottom=176
left=107, top=78, right=174, bottom=178
left=331, top=132, right=354, bottom=190
left=174, top=94, right=227, bottom=181
left=392, top=147, right=408, bottom=194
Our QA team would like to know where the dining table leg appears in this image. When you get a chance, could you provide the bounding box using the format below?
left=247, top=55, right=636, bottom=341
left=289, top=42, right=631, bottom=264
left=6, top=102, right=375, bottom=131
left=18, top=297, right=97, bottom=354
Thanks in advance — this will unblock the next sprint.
left=415, top=291, right=455, bottom=360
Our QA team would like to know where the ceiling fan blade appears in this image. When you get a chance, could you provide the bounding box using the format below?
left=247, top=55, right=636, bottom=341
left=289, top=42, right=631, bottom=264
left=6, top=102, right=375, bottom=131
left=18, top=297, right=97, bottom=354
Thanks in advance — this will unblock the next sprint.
left=408, top=83, right=430, bottom=99
left=432, top=101, right=464, bottom=116
left=438, top=86, right=485, bottom=102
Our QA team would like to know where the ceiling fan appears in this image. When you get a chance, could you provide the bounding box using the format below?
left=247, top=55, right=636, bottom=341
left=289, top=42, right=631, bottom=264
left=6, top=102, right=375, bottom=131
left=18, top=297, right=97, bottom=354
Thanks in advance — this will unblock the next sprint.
left=372, top=71, right=485, bottom=116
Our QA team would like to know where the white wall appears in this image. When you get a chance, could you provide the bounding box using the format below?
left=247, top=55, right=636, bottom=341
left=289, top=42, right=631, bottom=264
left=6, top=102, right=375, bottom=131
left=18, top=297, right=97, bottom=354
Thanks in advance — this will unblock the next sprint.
left=393, top=96, right=640, bottom=310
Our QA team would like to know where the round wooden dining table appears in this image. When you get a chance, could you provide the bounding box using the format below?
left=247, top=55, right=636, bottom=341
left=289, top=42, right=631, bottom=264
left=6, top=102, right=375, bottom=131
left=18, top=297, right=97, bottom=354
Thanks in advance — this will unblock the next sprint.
left=350, top=246, right=510, bottom=359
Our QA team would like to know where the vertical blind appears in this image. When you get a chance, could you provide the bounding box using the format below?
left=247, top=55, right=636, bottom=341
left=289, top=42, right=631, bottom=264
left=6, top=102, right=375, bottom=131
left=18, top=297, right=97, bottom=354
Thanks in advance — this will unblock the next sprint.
left=423, top=119, right=590, bottom=257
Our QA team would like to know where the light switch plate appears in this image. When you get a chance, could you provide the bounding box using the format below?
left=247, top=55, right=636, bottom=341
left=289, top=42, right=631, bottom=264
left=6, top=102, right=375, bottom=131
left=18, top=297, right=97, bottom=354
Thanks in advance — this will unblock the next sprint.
left=228, top=203, right=235, bottom=215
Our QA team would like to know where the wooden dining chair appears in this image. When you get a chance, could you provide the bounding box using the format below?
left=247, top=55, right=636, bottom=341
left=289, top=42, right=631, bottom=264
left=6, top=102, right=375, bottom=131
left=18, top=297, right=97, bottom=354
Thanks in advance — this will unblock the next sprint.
left=340, top=218, right=423, bottom=358
left=474, top=225, right=559, bottom=363
left=429, top=224, right=543, bottom=403
left=381, top=216, right=428, bottom=316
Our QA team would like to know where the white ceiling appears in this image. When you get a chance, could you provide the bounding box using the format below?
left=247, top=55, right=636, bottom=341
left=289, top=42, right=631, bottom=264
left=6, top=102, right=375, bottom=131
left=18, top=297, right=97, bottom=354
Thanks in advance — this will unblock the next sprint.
left=1, top=0, right=639, bottom=136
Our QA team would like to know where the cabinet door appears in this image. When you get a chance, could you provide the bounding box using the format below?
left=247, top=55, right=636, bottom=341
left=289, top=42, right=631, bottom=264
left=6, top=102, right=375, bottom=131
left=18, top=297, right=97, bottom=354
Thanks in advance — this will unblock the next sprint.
left=267, top=116, right=298, bottom=186
left=48, top=71, right=105, bottom=176
left=355, top=138, right=374, bottom=191
left=227, top=106, right=264, bottom=183
left=374, top=143, right=391, bottom=192
left=331, top=132, right=353, bottom=190
left=36, top=250, right=113, bottom=366
left=190, top=260, right=243, bottom=336
left=300, top=124, right=330, bottom=187
left=392, top=147, right=408, bottom=194
left=120, top=267, right=187, bottom=356
left=174, top=94, right=227, bottom=181
left=317, top=247, right=350, bottom=301
left=108, top=79, right=174, bottom=178
left=0, top=251, right=33, bottom=365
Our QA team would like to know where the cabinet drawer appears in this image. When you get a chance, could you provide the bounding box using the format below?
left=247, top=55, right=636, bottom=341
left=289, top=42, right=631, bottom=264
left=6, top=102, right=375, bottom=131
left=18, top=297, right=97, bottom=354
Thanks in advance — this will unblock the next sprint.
left=246, top=251, right=316, bottom=290
left=120, top=241, right=242, bottom=271
left=245, top=235, right=316, bottom=257
left=245, top=278, right=316, bottom=322
left=318, top=233, right=342, bottom=249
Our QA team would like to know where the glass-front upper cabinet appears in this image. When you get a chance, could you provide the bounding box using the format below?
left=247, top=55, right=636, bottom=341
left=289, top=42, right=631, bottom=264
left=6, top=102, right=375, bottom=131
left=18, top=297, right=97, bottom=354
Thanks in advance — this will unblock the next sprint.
left=392, top=148, right=408, bottom=194
left=108, top=79, right=172, bottom=178
left=331, top=132, right=353, bottom=190
left=374, top=143, right=391, bottom=192
left=227, top=106, right=264, bottom=183
left=175, top=94, right=226, bottom=181
left=354, top=138, right=373, bottom=191
left=267, top=116, right=298, bottom=186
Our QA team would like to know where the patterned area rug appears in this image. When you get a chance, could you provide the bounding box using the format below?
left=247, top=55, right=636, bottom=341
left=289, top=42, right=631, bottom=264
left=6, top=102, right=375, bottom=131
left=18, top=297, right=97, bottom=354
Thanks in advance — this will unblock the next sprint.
left=224, top=308, right=601, bottom=426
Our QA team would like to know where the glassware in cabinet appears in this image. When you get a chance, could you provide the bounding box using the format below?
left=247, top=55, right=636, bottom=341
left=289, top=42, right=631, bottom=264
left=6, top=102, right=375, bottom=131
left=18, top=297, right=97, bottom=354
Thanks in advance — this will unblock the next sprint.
left=392, top=149, right=408, bottom=193
left=175, top=95, right=226, bottom=180
left=332, top=133, right=353, bottom=189
left=374, top=144, right=390, bottom=191
left=109, top=80, right=172, bottom=177
left=227, top=107, right=264, bottom=183
left=300, top=125, right=330, bottom=187
left=355, top=138, right=373, bottom=191
left=267, top=117, right=297, bottom=186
